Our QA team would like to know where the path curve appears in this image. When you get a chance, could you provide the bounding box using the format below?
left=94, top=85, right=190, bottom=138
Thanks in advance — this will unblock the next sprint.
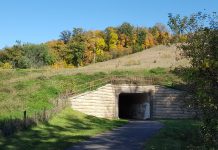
left=67, top=120, right=163, bottom=150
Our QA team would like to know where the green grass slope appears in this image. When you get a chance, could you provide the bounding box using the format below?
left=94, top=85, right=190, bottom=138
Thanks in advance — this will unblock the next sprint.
left=0, top=68, right=181, bottom=120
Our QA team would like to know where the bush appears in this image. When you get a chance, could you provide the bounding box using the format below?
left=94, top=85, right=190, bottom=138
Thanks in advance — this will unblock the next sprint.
left=132, top=44, right=143, bottom=53
left=52, top=61, right=74, bottom=69
left=22, top=44, right=55, bottom=68
left=96, top=51, right=112, bottom=62
left=1, top=62, right=13, bottom=69
left=17, top=57, right=31, bottom=69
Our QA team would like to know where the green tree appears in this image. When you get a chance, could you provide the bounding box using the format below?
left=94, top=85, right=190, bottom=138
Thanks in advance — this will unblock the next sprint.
left=0, top=50, right=9, bottom=63
left=169, top=12, right=218, bottom=148
left=137, top=28, right=147, bottom=46
left=168, top=13, right=189, bottom=42
left=59, top=30, right=72, bottom=44
left=132, top=27, right=147, bottom=52
left=22, top=44, right=55, bottom=68
left=68, top=28, right=86, bottom=66
left=68, top=42, right=85, bottom=66
left=118, top=22, right=134, bottom=47
left=72, top=28, right=84, bottom=37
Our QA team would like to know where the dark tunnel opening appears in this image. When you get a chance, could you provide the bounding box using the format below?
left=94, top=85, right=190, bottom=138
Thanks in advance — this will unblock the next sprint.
left=118, top=93, right=150, bottom=120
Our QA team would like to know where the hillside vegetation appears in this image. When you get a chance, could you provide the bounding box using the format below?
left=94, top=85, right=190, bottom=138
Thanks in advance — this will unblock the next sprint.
left=0, top=45, right=188, bottom=83
left=0, top=66, right=181, bottom=121
left=0, top=22, right=179, bottom=69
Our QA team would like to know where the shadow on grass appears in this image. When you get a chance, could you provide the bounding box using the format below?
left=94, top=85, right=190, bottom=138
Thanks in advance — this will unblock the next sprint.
left=0, top=108, right=126, bottom=150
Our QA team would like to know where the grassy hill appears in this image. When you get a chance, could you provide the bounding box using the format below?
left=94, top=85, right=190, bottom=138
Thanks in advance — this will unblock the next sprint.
left=0, top=45, right=186, bottom=120
left=78, top=45, right=188, bottom=73
left=0, top=45, right=188, bottom=83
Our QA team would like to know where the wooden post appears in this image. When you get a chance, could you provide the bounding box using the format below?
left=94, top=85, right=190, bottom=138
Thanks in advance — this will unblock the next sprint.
left=23, top=110, right=27, bottom=128
left=56, top=98, right=59, bottom=107
left=90, top=82, right=93, bottom=90
left=43, top=107, right=46, bottom=121
left=110, top=76, right=112, bottom=84
left=35, top=112, right=37, bottom=124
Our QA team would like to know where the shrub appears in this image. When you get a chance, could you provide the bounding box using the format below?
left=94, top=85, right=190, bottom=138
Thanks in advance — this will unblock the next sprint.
left=17, top=56, right=31, bottom=69
left=22, top=44, right=55, bottom=68
left=52, top=61, right=74, bottom=69
left=96, top=51, right=112, bottom=62
left=1, top=62, right=13, bottom=69
left=132, top=44, right=143, bottom=53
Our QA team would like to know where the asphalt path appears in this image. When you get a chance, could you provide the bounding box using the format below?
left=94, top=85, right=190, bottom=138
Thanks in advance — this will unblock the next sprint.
left=67, top=120, right=163, bottom=150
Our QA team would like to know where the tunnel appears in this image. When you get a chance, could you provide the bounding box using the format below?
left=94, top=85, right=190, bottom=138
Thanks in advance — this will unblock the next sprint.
left=118, top=93, right=150, bottom=120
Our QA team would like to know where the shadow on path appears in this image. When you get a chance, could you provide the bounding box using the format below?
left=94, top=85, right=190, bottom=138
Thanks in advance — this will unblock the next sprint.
left=67, top=121, right=163, bottom=150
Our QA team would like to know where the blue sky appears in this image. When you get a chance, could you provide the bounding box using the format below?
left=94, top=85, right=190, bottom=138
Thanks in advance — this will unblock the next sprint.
left=0, top=0, right=217, bottom=49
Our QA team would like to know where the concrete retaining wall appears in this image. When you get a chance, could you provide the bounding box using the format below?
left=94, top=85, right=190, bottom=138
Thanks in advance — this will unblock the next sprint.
left=153, top=86, right=193, bottom=119
left=70, top=84, right=194, bottom=119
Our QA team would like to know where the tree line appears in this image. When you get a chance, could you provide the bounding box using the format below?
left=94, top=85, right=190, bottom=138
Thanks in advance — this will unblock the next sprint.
left=0, top=22, right=171, bottom=69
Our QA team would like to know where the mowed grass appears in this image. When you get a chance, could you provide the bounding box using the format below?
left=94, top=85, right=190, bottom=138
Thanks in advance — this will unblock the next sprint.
left=0, top=67, right=181, bottom=120
left=0, top=108, right=127, bottom=150
left=144, top=120, right=203, bottom=150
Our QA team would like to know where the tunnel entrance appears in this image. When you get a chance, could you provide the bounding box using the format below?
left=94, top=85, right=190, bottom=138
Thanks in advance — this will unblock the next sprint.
left=118, top=93, right=150, bottom=120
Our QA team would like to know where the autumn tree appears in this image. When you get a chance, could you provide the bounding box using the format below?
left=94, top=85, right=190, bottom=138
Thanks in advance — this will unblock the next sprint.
left=143, top=33, right=154, bottom=49
left=46, top=40, right=71, bottom=63
left=154, top=23, right=170, bottom=44
left=3, top=42, right=24, bottom=67
left=85, top=30, right=106, bottom=63
left=94, top=37, right=106, bottom=62
left=105, top=27, right=118, bottom=51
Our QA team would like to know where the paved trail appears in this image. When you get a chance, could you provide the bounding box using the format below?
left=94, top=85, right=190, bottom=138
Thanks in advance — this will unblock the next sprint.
left=67, top=121, right=163, bottom=150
